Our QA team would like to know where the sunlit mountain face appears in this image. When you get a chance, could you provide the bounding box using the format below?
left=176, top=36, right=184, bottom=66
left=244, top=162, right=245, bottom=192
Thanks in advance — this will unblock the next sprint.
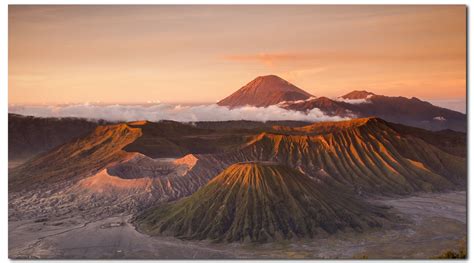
left=9, top=75, right=467, bottom=132
left=8, top=5, right=466, bottom=260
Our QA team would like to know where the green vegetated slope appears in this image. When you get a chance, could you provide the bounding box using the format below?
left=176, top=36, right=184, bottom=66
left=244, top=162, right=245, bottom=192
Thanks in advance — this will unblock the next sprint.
left=136, top=162, right=389, bottom=242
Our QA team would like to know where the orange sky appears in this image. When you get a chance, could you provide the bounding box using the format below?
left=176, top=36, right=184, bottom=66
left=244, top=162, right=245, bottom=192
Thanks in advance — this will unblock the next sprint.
left=9, top=5, right=466, bottom=104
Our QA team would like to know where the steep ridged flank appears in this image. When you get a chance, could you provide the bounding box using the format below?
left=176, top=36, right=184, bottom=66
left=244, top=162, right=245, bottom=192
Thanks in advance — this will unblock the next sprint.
left=8, top=120, right=238, bottom=220
left=9, top=119, right=249, bottom=192
left=9, top=117, right=465, bottom=221
left=136, top=162, right=388, bottom=242
left=215, top=118, right=466, bottom=195
left=9, top=124, right=142, bottom=190
left=10, top=118, right=466, bottom=199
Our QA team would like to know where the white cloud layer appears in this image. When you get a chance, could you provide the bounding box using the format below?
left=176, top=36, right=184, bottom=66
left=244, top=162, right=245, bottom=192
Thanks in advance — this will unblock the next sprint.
left=277, top=96, right=317, bottom=106
left=335, top=95, right=373, bottom=104
left=9, top=103, right=348, bottom=123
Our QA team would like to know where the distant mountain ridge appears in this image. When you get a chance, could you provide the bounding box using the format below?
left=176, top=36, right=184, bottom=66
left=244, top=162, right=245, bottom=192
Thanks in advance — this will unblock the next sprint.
left=218, top=75, right=466, bottom=131
left=8, top=114, right=106, bottom=162
left=340, top=90, right=375, bottom=99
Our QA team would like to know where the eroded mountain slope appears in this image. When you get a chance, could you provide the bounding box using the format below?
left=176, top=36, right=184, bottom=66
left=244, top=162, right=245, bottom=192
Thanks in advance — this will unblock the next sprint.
left=210, top=118, right=466, bottom=195
left=136, top=162, right=390, bottom=242
left=9, top=118, right=466, bottom=221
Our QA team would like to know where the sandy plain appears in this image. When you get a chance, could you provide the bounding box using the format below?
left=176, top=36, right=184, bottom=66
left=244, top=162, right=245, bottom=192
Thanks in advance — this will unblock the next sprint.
left=9, top=191, right=466, bottom=259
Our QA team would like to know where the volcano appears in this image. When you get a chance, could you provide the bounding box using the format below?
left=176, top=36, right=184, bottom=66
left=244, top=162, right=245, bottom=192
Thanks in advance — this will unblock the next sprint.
left=217, top=75, right=313, bottom=108
left=223, top=117, right=466, bottom=195
left=216, top=75, right=466, bottom=131
left=135, top=162, right=388, bottom=242
left=9, top=115, right=465, bottom=224
left=10, top=117, right=465, bottom=207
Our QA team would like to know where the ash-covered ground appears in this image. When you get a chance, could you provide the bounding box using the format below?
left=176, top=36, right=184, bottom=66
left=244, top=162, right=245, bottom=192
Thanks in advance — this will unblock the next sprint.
left=9, top=191, right=466, bottom=259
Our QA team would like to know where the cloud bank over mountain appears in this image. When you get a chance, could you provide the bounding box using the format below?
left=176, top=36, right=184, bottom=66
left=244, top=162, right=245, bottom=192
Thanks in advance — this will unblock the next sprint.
left=8, top=103, right=347, bottom=123
left=334, top=97, right=372, bottom=104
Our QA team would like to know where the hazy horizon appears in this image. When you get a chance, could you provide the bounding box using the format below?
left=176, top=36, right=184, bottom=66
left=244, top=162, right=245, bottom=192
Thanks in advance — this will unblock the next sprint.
left=9, top=5, right=466, bottom=106
left=8, top=94, right=466, bottom=123
left=8, top=96, right=467, bottom=114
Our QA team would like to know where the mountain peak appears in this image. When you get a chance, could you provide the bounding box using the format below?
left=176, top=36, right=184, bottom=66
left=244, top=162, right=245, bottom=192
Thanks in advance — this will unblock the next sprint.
left=341, top=90, right=375, bottom=99
left=255, top=74, right=283, bottom=80
left=136, top=161, right=387, bottom=242
left=217, top=75, right=313, bottom=108
left=246, top=75, right=297, bottom=92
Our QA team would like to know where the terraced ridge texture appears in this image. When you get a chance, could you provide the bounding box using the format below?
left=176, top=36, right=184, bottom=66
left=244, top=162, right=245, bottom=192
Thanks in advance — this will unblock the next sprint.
left=222, top=117, right=466, bottom=195
left=136, top=162, right=389, bottom=242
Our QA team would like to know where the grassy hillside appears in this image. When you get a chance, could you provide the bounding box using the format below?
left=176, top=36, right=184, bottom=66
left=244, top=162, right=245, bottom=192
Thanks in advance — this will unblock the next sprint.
left=136, top=162, right=390, bottom=242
